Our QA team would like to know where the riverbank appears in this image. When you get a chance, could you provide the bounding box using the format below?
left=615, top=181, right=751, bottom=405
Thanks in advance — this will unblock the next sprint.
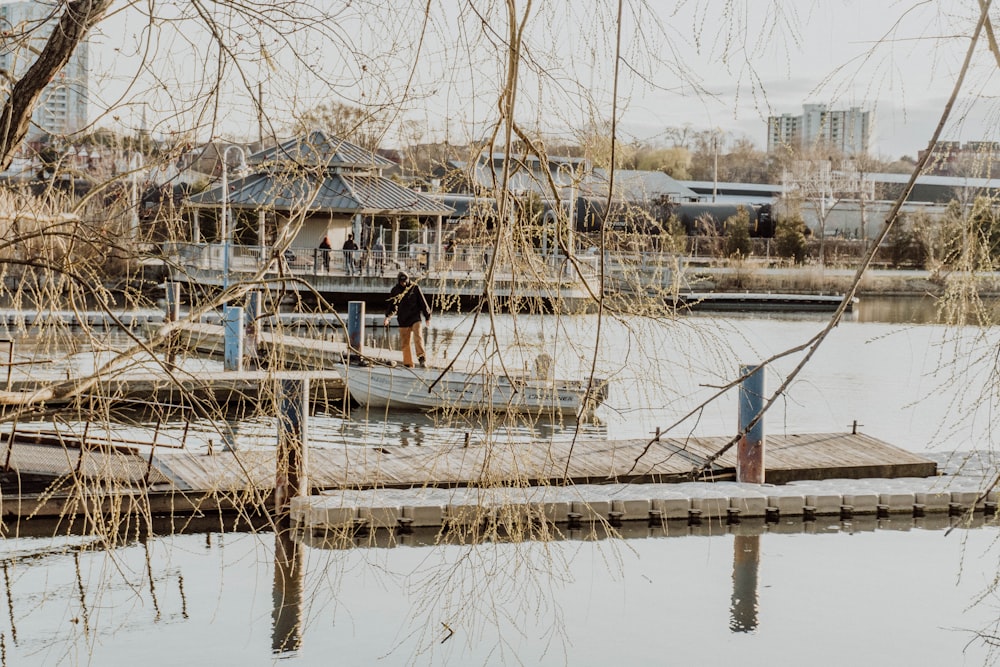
left=683, top=264, right=1000, bottom=296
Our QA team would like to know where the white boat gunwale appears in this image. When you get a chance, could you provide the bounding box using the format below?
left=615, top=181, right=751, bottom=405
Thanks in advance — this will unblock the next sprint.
left=339, top=360, right=607, bottom=416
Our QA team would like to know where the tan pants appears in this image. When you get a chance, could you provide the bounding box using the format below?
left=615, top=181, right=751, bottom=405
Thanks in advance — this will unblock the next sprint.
left=399, top=321, right=425, bottom=367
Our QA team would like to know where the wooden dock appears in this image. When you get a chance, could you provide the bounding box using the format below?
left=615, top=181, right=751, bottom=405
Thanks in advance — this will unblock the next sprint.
left=175, top=321, right=404, bottom=370
left=174, top=321, right=485, bottom=372
left=3, top=368, right=346, bottom=409
left=0, top=429, right=937, bottom=519
left=152, top=431, right=936, bottom=489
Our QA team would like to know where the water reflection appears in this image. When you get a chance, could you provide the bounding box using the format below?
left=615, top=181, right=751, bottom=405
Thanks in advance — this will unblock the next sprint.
left=856, top=295, right=1000, bottom=324
left=678, top=295, right=998, bottom=325
left=2, top=562, right=15, bottom=644
left=399, top=422, right=425, bottom=447
left=272, top=519, right=304, bottom=654
left=730, top=532, right=760, bottom=632
left=316, top=407, right=607, bottom=450
left=0, top=512, right=995, bottom=665
left=221, top=418, right=238, bottom=453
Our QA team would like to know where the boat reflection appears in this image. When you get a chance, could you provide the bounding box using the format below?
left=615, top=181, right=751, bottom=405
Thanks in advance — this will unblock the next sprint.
left=306, top=406, right=608, bottom=450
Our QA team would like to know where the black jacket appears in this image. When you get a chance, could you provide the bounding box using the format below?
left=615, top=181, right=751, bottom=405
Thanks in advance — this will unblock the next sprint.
left=386, top=282, right=431, bottom=327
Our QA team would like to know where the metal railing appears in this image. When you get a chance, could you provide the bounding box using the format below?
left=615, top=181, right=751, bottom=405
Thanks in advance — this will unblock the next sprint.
left=163, top=242, right=607, bottom=282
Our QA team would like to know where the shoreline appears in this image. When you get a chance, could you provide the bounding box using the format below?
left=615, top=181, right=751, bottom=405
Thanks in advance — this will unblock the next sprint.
left=681, top=265, right=1000, bottom=297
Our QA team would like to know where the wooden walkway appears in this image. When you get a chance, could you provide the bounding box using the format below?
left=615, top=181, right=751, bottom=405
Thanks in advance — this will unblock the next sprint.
left=149, top=432, right=935, bottom=491
left=0, top=430, right=936, bottom=518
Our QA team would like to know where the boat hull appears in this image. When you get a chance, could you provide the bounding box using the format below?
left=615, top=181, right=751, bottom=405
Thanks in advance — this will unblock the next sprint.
left=340, top=363, right=605, bottom=416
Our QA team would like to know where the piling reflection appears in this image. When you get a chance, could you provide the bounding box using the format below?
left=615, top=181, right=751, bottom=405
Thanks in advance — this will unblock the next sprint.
left=272, top=520, right=304, bottom=654
left=399, top=422, right=424, bottom=447
left=2, top=562, right=15, bottom=644
left=730, top=533, right=760, bottom=632
left=220, top=418, right=238, bottom=453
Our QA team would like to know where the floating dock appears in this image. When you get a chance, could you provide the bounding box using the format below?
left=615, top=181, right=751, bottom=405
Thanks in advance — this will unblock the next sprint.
left=1, top=369, right=346, bottom=409
left=672, top=292, right=857, bottom=312
left=0, top=308, right=401, bottom=330
left=291, top=475, right=992, bottom=539
left=0, top=429, right=939, bottom=521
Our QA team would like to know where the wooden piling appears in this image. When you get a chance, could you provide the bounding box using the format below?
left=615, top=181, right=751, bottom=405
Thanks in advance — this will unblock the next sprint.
left=737, top=364, right=765, bottom=484
left=246, top=290, right=262, bottom=325
left=164, top=282, right=181, bottom=323
left=164, top=283, right=180, bottom=367
left=144, top=418, right=162, bottom=484
left=2, top=338, right=13, bottom=391
left=347, top=301, right=365, bottom=357
left=275, top=378, right=310, bottom=513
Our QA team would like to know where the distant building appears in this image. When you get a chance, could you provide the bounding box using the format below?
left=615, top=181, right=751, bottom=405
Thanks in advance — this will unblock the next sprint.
left=767, top=104, right=871, bottom=156
left=0, top=1, right=89, bottom=140
left=435, top=152, right=698, bottom=203
left=917, top=141, right=1000, bottom=176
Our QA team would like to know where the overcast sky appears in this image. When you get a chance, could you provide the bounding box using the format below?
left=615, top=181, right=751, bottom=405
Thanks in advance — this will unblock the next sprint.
left=85, top=1, right=996, bottom=160
left=611, top=1, right=996, bottom=160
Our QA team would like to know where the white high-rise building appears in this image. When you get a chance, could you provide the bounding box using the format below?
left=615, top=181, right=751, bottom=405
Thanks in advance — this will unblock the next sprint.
left=767, top=104, right=871, bottom=155
left=0, top=1, right=89, bottom=140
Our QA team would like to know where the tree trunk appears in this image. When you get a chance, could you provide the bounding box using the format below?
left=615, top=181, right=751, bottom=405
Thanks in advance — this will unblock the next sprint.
left=0, top=0, right=112, bottom=171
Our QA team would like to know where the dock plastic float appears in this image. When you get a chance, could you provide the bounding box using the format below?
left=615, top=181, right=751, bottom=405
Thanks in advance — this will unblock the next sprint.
left=572, top=499, right=611, bottom=523
left=766, top=492, right=807, bottom=516
left=879, top=492, right=916, bottom=513
left=805, top=493, right=843, bottom=515
left=950, top=490, right=978, bottom=511
left=536, top=499, right=573, bottom=524
left=289, top=475, right=1000, bottom=536
left=841, top=493, right=880, bottom=514
left=402, top=504, right=445, bottom=527
left=611, top=498, right=651, bottom=521
left=650, top=496, right=692, bottom=520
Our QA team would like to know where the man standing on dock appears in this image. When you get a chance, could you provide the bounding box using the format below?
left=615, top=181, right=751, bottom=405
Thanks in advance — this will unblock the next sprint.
left=383, top=271, right=432, bottom=368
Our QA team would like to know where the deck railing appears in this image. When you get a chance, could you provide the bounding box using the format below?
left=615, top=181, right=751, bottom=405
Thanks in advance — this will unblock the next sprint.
left=163, top=242, right=605, bottom=282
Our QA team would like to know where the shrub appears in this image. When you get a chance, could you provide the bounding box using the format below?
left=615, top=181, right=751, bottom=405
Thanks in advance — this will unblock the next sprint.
left=773, top=215, right=808, bottom=264
left=723, top=206, right=752, bottom=258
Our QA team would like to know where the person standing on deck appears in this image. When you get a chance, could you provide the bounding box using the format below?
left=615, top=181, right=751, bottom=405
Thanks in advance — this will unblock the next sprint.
left=383, top=271, right=431, bottom=368
left=319, top=235, right=332, bottom=272
left=343, top=233, right=358, bottom=276
left=373, top=236, right=385, bottom=276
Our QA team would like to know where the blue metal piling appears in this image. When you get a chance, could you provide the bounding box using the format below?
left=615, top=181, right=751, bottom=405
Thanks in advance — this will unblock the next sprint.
left=738, top=364, right=765, bottom=484
left=347, top=301, right=365, bottom=357
left=223, top=306, right=244, bottom=371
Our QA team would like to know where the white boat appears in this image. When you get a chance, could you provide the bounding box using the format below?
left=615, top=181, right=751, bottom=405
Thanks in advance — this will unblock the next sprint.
left=339, top=359, right=608, bottom=416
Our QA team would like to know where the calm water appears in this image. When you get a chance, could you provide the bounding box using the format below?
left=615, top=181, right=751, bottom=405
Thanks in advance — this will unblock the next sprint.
left=25, top=293, right=993, bottom=457
left=3, top=517, right=999, bottom=666
left=3, top=295, right=1000, bottom=665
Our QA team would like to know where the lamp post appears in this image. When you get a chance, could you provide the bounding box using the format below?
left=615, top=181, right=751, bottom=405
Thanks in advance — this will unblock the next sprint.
left=129, top=151, right=144, bottom=237
left=556, top=164, right=577, bottom=260
left=712, top=130, right=721, bottom=203
left=220, top=145, right=247, bottom=298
